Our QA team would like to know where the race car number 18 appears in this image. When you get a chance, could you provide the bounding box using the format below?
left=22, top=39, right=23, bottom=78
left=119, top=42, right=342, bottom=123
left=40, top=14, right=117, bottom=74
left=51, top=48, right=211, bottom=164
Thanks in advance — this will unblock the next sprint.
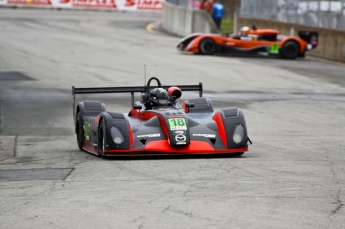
left=168, top=118, right=187, bottom=130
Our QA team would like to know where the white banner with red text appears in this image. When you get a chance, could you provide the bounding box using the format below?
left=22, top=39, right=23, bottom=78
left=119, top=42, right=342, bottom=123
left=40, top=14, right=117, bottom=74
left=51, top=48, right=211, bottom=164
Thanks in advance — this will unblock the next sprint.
left=0, top=0, right=163, bottom=11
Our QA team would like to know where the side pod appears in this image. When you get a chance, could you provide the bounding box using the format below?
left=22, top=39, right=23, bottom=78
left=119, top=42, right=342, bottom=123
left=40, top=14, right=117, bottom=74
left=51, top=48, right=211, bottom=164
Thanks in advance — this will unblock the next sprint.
left=75, top=101, right=105, bottom=134
left=98, top=112, right=132, bottom=151
left=213, top=108, right=249, bottom=149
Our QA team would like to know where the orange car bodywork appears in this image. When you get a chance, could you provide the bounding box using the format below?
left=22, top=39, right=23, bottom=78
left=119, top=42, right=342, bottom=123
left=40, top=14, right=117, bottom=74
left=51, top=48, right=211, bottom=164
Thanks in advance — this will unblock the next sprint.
left=178, top=29, right=318, bottom=58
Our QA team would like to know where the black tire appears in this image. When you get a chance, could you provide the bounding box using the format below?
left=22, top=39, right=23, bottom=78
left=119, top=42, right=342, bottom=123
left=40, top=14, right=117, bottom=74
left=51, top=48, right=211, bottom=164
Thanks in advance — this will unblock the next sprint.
left=76, top=112, right=84, bottom=151
left=281, top=41, right=299, bottom=59
left=199, top=38, right=216, bottom=55
left=98, top=120, right=107, bottom=158
left=298, top=52, right=306, bottom=58
left=231, top=152, right=244, bottom=157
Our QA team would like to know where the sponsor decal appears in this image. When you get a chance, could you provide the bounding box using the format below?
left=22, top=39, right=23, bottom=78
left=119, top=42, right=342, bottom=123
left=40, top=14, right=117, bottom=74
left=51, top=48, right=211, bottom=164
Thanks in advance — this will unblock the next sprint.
left=268, top=44, right=279, bottom=54
left=137, top=133, right=160, bottom=138
left=176, top=142, right=186, bottom=145
left=137, top=0, right=162, bottom=10
left=84, top=120, right=91, bottom=137
left=168, top=115, right=183, bottom=118
left=171, top=126, right=187, bottom=130
left=168, top=118, right=187, bottom=130
left=173, top=130, right=185, bottom=135
left=175, top=134, right=186, bottom=145
left=73, top=0, right=116, bottom=8
left=193, top=134, right=216, bottom=138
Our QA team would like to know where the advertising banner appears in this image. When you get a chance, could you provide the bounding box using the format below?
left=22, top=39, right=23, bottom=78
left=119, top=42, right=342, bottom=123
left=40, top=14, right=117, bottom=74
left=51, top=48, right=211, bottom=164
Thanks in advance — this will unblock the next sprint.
left=3, top=0, right=163, bottom=10
left=117, top=0, right=163, bottom=11
left=50, top=0, right=72, bottom=8
left=73, top=0, right=117, bottom=8
left=8, top=0, right=51, bottom=5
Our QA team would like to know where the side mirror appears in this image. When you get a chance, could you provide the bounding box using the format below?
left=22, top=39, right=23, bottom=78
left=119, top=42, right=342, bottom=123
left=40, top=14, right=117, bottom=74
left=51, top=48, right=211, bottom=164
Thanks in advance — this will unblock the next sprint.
left=133, top=104, right=142, bottom=109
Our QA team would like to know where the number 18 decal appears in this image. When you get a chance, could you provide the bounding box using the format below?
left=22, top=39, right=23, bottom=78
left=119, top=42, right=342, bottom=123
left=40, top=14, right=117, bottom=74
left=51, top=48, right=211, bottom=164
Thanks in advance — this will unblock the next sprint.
left=168, top=118, right=187, bottom=130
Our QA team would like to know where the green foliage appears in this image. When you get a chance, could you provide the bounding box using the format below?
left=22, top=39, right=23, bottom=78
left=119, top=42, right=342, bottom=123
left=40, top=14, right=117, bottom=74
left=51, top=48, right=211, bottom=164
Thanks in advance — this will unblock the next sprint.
left=220, top=18, right=234, bottom=35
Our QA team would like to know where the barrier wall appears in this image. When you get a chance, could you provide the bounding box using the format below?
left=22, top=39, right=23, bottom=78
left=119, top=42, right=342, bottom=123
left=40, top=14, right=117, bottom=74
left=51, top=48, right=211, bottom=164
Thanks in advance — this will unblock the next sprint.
left=162, top=1, right=218, bottom=37
left=0, top=0, right=163, bottom=11
left=238, top=17, right=345, bottom=62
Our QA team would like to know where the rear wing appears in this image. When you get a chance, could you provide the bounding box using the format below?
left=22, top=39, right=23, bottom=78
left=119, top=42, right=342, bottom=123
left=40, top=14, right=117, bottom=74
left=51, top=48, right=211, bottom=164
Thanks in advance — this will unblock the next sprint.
left=298, top=31, right=318, bottom=49
left=72, top=83, right=203, bottom=118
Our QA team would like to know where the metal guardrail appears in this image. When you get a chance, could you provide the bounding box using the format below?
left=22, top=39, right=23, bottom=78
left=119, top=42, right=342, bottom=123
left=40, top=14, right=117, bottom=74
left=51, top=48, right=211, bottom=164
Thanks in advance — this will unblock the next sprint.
left=240, top=0, right=345, bottom=30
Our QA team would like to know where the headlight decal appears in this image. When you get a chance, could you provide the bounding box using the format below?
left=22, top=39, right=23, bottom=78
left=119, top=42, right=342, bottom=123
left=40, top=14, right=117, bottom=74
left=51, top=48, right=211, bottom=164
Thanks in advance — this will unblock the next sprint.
left=110, top=126, right=124, bottom=144
left=233, top=124, right=244, bottom=144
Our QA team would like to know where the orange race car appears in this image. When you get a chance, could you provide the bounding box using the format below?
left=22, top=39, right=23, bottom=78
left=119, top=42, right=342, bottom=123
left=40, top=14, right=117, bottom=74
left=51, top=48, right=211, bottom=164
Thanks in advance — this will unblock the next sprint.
left=177, top=26, right=318, bottom=59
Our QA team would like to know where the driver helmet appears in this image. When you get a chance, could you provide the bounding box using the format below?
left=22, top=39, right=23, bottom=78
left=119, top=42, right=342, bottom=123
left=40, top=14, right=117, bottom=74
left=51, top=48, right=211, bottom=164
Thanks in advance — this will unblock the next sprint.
left=149, top=88, right=169, bottom=106
left=240, top=26, right=250, bottom=36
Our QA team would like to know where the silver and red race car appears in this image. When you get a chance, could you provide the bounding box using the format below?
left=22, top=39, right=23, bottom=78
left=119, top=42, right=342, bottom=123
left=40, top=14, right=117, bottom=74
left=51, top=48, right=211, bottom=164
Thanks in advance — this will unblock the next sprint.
left=72, top=77, right=251, bottom=158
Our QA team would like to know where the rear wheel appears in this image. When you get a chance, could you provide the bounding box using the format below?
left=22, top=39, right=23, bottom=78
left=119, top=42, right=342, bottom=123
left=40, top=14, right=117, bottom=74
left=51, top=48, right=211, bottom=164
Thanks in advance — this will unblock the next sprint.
left=76, top=112, right=84, bottom=151
left=298, top=52, right=306, bottom=58
left=199, top=38, right=216, bottom=55
left=281, top=41, right=299, bottom=59
left=98, top=120, right=107, bottom=158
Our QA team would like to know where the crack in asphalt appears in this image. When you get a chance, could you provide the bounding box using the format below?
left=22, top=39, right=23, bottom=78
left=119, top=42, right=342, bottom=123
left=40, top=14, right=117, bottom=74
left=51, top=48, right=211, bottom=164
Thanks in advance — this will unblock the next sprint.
left=63, top=167, right=75, bottom=181
left=0, top=98, right=2, bottom=135
left=332, top=191, right=344, bottom=214
left=323, top=144, right=344, bottom=216
left=14, top=135, right=18, bottom=157
left=329, top=165, right=344, bottom=215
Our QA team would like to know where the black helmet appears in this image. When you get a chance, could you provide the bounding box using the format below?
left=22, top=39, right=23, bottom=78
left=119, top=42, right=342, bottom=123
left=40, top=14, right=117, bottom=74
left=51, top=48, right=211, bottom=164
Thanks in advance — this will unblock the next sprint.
left=149, top=88, right=169, bottom=106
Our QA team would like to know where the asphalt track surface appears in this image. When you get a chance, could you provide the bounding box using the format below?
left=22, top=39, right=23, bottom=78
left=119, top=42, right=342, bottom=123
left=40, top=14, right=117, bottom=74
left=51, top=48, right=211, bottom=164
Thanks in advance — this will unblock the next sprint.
left=0, top=9, right=344, bottom=229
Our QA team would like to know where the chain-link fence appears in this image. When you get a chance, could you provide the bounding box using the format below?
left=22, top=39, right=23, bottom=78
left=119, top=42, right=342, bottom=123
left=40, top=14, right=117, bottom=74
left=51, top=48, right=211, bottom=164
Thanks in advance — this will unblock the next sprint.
left=240, top=0, right=345, bottom=30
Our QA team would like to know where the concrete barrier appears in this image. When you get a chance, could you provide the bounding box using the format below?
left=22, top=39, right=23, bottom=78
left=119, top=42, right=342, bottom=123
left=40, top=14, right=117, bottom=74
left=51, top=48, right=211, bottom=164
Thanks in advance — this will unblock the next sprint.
left=162, top=1, right=219, bottom=37
left=238, top=17, right=345, bottom=62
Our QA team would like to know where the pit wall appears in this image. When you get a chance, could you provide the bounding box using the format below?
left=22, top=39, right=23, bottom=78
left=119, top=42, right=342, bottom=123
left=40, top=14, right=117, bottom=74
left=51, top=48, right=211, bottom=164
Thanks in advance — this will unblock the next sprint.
left=162, top=1, right=219, bottom=37
left=238, top=17, right=345, bottom=62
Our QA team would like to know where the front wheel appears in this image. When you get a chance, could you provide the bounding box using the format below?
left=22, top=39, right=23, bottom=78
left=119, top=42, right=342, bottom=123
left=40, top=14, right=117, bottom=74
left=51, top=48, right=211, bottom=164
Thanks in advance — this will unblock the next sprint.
left=98, top=120, right=107, bottom=158
left=76, top=112, right=84, bottom=151
left=199, top=38, right=216, bottom=55
left=281, top=41, right=299, bottom=59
